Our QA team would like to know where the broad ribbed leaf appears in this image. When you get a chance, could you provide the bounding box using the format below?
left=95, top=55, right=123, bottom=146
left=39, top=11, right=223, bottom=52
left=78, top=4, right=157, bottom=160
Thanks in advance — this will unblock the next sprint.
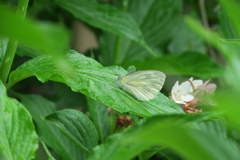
left=99, top=0, right=182, bottom=65
left=198, top=121, right=228, bottom=139
left=9, top=50, right=183, bottom=117
left=55, top=0, right=155, bottom=56
left=46, top=109, right=99, bottom=152
left=126, top=0, right=182, bottom=60
left=18, top=94, right=87, bottom=160
left=0, top=81, right=12, bottom=160
left=87, top=98, right=110, bottom=142
left=123, top=51, right=224, bottom=78
left=0, top=81, right=38, bottom=160
left=87, top=114, right=240, bottom=160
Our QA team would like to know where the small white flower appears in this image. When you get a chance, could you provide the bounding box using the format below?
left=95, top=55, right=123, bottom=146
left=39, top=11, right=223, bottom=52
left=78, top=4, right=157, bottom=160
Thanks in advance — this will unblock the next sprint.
left=171, top=77, right=217, bottom=113
left=171, top=81, right=191, bottom=104
left=171, top=77, right=204, bottom=104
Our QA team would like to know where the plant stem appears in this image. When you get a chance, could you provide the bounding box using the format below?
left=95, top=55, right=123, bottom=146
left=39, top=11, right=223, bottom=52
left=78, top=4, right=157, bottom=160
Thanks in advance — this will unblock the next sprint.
left=199, top=0, right=209, bottom=29
left=0, top=0, right=29, bottom=85
left=16, top=0, right=29, bottom=18
left=198, top=0, right=216, bottom=59
left=114, top=36, right=123, bottom=65
left=0, top=40, right=18, bottom=84
left=114, top=0, right=130, bottom=65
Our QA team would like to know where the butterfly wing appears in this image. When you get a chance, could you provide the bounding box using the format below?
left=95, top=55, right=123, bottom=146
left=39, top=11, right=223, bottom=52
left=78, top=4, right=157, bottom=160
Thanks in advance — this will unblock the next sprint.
left=121, top=70, right=166, bottom=101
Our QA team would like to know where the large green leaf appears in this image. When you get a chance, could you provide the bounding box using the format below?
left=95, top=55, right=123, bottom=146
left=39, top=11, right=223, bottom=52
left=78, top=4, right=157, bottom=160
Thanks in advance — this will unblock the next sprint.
left=214, top=90, right=240, bottom=131
left=9, top=50, right=183, bottom=117
left=122, top=51, right=224, bottom=78
left=87, top=114, right=240, bottom=160
left=0, top=81, right=38, bottom=160
left=184, top=0, right=240, bottom=132
left=100, top=0, right=182, bottom=64
left=197, top=120, right=228, bottom=139
left=55, top=0, right=155, bottom=56
left=185, top=18, right=240, bottom=90
left=185, top=16, right=240, bottom=86
left=18, top=94, right=88, bottom=160
left=126, top=0, right=182, bottom=60
left=46, top=109, right=99, bottom=152
left=0, top=6, right=69, bottom=57
left=0, top=82, right=13, bottom=160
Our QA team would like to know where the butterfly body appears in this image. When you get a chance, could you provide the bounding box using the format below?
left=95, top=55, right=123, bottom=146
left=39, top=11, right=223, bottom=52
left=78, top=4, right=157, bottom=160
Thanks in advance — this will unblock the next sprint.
left=119, top=70, right=166, bottom=101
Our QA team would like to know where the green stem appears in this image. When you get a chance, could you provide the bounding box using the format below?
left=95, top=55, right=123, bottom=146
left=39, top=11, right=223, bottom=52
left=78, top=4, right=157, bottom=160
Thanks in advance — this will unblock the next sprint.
left=114, top=0, right=130, bottom=65
left=16, top=0, right=29, bottom=18
left=198, top=0, right=216, bottom=59
left=0, top=0, right=29, bottom=85
left=114, top=36, right=123, bottom=64
left=0, top=40, right=18, bottom=85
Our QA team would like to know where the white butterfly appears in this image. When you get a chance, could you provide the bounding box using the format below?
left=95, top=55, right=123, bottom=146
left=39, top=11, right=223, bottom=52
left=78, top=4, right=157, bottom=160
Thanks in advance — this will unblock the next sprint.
left=119, top=70, right=166, bottom=101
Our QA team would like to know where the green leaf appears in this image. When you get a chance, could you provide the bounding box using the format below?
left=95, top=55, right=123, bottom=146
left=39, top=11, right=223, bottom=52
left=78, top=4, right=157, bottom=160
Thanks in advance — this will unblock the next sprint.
left=18, top=94, right=88, bottom=160
left=185, top=16, right=240, bottom=90
left=55, top=0, right=155, bottom=56
left=99, top=0, right=182, bottom=64
left=87, top=114, right=240, bottom=160
left=197, top=120, right=239, bottom=156
left=0, top=81, right=38, bottom=160
left=46, top=109, right=99, bottom=153
left=0, top=82, right=12, bottom=160
left=0, top=6, right=72, bottom=84
left=168, top=21, right=206, bottom=54
left=0, top=6, right=69, bottom=56
left=214, top=90, right=240, bottom=131
left=220, top=0, right=240, bottom=37
left=123, top=51, right=224, bottom=78
left=197, top=120, right=228, bottom=139
left=219, top=7, right=238, bottom=39
left=184, top=1, right=240, bottom=131
left=9, top=50, right=183, bottom=117
left=87, top=98, right=110, bottom=143
left=184, top=16, right=236, bottom=57
left=125, top=0, right=182, bottom=61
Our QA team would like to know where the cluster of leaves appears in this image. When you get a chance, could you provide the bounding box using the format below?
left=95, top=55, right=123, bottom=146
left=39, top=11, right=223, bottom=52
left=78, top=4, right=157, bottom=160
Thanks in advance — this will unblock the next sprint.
left=1, top=0, right=240, bottom=160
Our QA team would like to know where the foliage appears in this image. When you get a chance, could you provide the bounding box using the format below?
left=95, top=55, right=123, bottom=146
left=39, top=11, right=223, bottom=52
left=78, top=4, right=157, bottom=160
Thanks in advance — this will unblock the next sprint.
left=0, top=0, right=240, bottom=160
